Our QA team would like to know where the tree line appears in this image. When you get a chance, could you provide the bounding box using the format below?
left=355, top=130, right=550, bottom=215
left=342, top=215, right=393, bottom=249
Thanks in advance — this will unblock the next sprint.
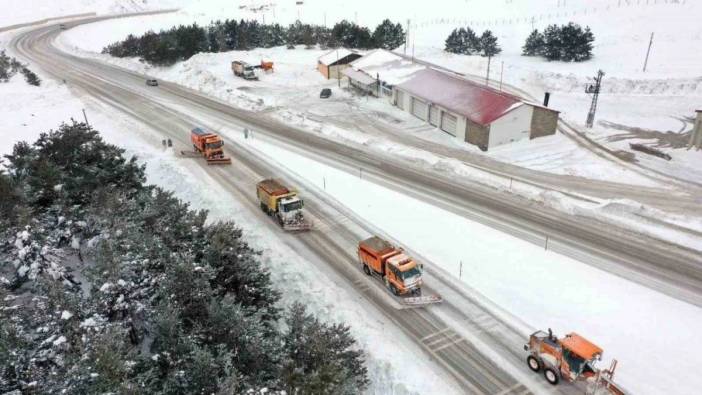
left=443, top=22, right=594, bottom=62
left=444, top=27, right=501, bottom=57
left=523, top=23, right=594, bottom=62
left=103, top=19, right=406, bottom=66
left=0, top=122, right=368, bottom=394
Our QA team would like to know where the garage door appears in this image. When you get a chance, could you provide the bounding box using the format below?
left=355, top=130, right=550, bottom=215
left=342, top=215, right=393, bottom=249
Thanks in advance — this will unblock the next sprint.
left=396, top=90, right=405, bottom=110
left=411, top=97, right=428, bottom=121
left=429, top=105, right=440, bottom=126
left=440, top=112, right=457, bottom=136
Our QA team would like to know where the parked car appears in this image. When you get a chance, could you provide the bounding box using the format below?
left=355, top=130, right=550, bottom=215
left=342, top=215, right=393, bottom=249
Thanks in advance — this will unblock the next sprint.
left=320, top=88, right=332, bottom=99
left=146, top=79, right=159, bottom=86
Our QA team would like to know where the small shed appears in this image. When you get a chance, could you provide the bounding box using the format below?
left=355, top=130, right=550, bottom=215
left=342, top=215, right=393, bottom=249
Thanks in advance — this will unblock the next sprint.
left=317, top=49, right=362, bottom=80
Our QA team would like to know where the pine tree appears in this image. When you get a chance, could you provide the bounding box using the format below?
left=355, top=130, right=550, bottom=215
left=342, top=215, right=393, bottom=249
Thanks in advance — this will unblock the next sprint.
left=464, top=27, right=480, bottom=54
left=444, top=28, right=463, bottom=54
left=20, top=67, right=41, bottom=86
left=372, top=19, right=405, bottom=50
left=522, top=29, right=545, bottom=56
left=281, top=303, right=369, bottom=395
left=479, top=30, right=501, bottom=57
left=543, top=24, right=562, bottom=61
left=574, top=26, right=594, bottom=61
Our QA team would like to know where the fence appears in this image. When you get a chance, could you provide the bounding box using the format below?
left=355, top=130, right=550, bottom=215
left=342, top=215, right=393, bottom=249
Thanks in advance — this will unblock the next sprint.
left=413, top=0, right=687, bottom=30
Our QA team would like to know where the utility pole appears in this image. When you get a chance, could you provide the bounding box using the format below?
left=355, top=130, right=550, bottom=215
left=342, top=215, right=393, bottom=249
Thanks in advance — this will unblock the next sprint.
left=336, top=50, right=340, bottom=88
left=485, top=56, right=492, bottom=86
left=404, top=19, right=410, bottom=54
left=585, top=70, right=605, bottom=128
left=499, top=61, right=504, bottom=91
left=82, top=109, right=90, bottom=127
left=643, top=32, right=654, bottom=72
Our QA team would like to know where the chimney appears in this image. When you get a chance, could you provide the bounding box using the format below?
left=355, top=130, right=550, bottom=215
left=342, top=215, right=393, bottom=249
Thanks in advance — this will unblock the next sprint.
left=543, top=92, right=551, bottom=107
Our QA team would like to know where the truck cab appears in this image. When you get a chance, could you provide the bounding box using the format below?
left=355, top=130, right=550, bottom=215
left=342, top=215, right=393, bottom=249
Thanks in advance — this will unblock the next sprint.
left=191, top=127, right=225, bottom=160
left=525, top=330, right=603, bottom=385
left=277, top=195, right=304, bottom=224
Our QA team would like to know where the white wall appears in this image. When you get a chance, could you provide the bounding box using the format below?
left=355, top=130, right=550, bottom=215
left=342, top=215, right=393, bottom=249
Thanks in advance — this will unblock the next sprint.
left=488, top=104, right=533, bottom=148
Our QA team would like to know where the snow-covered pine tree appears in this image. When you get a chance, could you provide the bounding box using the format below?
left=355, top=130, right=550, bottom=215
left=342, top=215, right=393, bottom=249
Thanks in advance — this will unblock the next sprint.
left=479, top=30, right=501, bottom=57
left=444, top=28, right=462, bottom=54
left=522, top=29, right=545, bottom=56
left=281, top=303, right=369, bottom=395
left=464, top=27, right=480, bottom=54
left=543, top=24, right=563, bottom=61
left=574, top=26, right=595, bottom=62
left=372, top=19, right=405, bottom=50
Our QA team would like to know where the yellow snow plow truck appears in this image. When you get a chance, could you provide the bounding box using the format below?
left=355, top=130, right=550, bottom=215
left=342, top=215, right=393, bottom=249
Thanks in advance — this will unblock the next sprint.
left=256, top=179, right=312, bottom=231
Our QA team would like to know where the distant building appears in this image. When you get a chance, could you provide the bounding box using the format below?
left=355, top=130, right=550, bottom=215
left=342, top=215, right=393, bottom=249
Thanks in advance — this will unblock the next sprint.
left=342, top=49, right=424, bottom=97
left=317, top=49, right=362, bottom=80
left=691, top=110, right=702, bottom=150
left=393, top=68, right=559, bottom=150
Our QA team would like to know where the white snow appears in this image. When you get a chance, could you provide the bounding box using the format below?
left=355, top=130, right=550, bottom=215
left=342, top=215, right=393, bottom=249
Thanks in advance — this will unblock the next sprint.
left=99, top=282, right=112, bottom=292
left=52, top=335, right=67, bottom=346
left=60, top=310, right=73, bottom=320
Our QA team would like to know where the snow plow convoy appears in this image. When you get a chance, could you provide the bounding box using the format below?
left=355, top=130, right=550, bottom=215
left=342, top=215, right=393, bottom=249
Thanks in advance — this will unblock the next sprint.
left=181, top=127, right=232, bottom=165
left=256, top=179, right=312, bottom=231
left=358, top=236, right=441, bottom=306
left=525, top=329, right=626, bottom=394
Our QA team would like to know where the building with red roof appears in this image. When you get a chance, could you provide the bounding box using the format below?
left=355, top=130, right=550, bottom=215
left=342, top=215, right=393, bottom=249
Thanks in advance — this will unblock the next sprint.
left=393, top=68, right=559, bottom=150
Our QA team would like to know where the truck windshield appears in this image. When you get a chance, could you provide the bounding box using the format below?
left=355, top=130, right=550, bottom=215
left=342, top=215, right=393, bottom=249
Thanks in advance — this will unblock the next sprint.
left=283, top=201, right=303, bottom=212
left=206, top=141, right=223, bottom=149
left=400, top=267, right=421, bottom=280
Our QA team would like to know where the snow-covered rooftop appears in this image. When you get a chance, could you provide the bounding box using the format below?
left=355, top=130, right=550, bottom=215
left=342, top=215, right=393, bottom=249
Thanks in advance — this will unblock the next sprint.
left=349, top=49, right=425, bottom=86
left=397, top=68, right=540, bottom=125
left=317, top=48, right=358, bottom=66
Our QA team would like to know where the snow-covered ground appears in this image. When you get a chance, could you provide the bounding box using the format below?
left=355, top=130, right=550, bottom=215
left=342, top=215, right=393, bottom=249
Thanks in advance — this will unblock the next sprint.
left=227, top=128, right=702, bottom=395
left=0, top=34, right=460, bottom=395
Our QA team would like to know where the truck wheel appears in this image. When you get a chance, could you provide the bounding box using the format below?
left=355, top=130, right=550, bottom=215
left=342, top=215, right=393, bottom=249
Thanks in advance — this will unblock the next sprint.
left=363, top=264, right=371, bottom=276
left=260, top=202, right=267, bottom=213
left=389, top=284, right=400, bottom=296
left=543, top=367, right=559, bottom=385
left=527, top=355, right=541, bottom=372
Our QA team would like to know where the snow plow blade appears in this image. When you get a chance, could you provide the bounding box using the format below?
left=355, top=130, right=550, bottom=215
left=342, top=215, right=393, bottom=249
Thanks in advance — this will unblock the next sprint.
left=206, top=157, right=232, bottom=165
left=401, top=295, right=442, bottom=307
left=282, top=220, right=313, bottom=232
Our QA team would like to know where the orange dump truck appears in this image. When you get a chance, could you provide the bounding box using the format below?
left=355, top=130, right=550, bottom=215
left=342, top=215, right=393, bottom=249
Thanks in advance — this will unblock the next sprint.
left=187, top=127, right=231, bottom=165
left=524, top=329, right=625, bottom=394
left=358, top=236, right=441, bottom=306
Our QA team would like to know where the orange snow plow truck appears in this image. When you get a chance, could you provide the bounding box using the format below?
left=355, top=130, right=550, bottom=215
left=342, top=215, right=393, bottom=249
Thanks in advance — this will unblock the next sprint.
left=185, top=127, right=232, bottom=165
left=357, top=236, right=441, bottom=306
left=524, top=329, right=626, bottom=394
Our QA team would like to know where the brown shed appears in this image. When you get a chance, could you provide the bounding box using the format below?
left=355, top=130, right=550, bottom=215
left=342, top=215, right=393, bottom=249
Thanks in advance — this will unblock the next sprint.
left=317, top=49, right=362, bottom=80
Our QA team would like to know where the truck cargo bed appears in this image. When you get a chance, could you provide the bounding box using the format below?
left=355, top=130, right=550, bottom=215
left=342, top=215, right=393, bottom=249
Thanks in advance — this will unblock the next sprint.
left=257, top=179, right=290, bottom=196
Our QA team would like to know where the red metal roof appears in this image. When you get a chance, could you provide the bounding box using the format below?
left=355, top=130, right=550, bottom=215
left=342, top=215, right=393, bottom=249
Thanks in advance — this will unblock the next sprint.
left=396, top=68, right=527, bottom=126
